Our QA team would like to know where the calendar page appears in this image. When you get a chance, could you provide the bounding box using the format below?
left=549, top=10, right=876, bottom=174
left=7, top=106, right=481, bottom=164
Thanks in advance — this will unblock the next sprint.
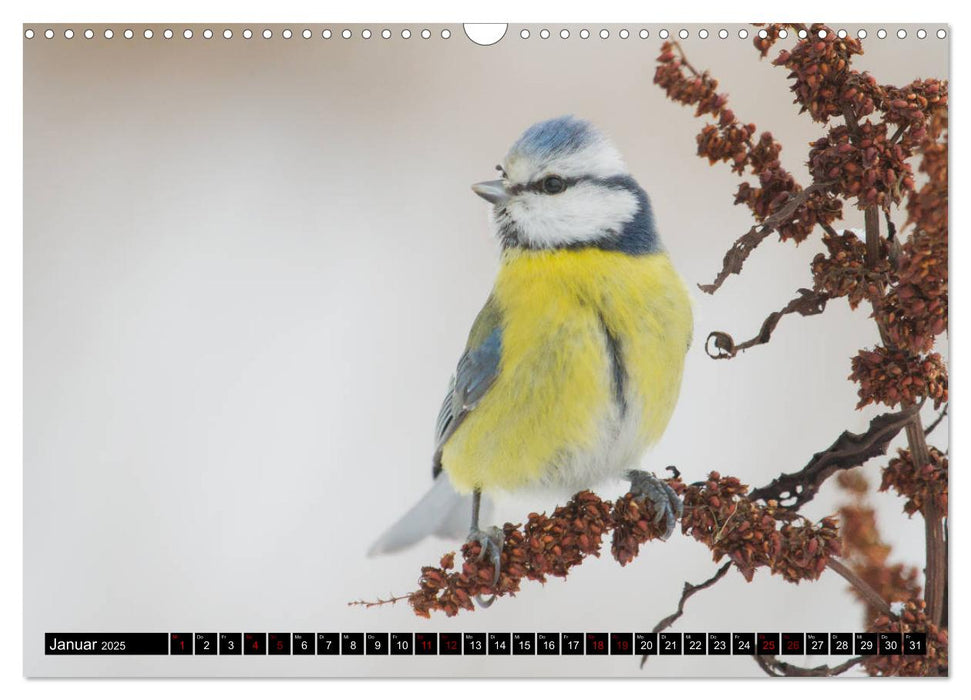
left=23, top=21, right=949, bottom=678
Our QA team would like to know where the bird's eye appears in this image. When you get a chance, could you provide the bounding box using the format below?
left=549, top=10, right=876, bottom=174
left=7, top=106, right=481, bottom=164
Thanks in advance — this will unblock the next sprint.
left=542, top=175, right=566, bottom=194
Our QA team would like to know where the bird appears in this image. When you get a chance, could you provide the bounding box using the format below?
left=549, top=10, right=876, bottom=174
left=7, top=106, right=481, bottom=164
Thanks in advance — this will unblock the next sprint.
left=368, top=116, right=693, bottom=602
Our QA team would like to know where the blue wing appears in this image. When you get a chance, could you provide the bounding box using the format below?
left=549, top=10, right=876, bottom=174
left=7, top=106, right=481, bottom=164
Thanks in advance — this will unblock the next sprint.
left=432, top=298, right=503, bottom=477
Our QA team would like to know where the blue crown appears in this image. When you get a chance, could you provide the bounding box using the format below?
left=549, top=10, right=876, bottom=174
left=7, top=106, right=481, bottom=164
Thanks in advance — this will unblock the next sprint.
left=509, top=116, right=598, bottom=161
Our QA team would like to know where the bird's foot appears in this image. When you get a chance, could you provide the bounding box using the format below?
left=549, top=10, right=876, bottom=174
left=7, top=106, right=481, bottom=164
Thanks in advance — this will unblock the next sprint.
left=467, top=525, right=503, bottom=608
left=626, top=469, right=683, bottom=540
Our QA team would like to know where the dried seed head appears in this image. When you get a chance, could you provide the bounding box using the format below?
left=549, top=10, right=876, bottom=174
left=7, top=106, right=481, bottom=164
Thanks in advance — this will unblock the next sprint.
left=850, top=346, right=948, bottom=409
left=880, top=447, right=948, bottom=517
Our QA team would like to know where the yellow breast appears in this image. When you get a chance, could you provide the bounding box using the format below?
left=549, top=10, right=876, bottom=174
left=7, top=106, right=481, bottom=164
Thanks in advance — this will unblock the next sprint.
left=441, top=247, right=693, bottom=494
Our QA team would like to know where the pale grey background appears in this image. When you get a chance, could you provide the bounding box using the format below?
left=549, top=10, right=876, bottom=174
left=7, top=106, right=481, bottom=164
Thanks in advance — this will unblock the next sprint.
left=24, top=23, right=948, bottom=677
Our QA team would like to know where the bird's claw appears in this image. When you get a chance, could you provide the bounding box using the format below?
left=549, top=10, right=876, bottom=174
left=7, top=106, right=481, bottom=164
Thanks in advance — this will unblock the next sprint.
left=626, top=469, right=683, bottom=540
left=467, top=525, right=503, bottom=607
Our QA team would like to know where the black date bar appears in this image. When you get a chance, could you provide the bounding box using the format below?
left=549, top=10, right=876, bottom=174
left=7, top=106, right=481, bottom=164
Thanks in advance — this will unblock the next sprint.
left=46, top=633, right=169, bottom=655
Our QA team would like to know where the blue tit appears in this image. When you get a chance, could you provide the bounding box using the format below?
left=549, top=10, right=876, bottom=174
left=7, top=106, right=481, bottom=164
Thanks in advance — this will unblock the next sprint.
left=369, top=116, right=693, bottom=592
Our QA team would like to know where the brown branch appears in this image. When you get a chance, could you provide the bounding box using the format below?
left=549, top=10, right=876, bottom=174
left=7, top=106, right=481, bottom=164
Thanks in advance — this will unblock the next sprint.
left=669, top=41, right=702, bottom=78
left=347, top=593, right=413, bottom=609
left=845, top=94, right=947, bottom=627
left=924, top=403, right=948, bottom=436
left=755, top=652, right=866, bottom=677
left=749, top=406, right=918, bottom=508
left=889, top=122, right=907, bottom=145
left=908, top=417, right=946, bottom=626
left=860, top=154, right=943, bottom=630
left=640, top=562, right=732, bottom=668
left=864, top=206, right=883, bottom=272
left=705, top=289, right=829, bottom=359
left=820, top=221, right=840, bottom=237
left=827, top=557, right=894, bottom=618
left=699, top=182, right=831, bottom=294
left=841, top=101, right=864, bottom=139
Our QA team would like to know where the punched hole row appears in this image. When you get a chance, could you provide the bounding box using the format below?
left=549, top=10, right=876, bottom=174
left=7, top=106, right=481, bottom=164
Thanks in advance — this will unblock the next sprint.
left=23, top=27, right=452, bottom=40
left=23, top=26, right=948, bottom=41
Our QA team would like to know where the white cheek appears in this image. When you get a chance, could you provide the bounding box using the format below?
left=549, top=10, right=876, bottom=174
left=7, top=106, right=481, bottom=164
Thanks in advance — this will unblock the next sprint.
left=507, top=184, right=639, bottom=248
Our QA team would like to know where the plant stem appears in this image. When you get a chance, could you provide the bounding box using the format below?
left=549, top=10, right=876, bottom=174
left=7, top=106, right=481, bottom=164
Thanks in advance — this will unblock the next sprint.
left=864, top=207, right=882, bottom=268
left=827, top=558, right=893, bottom=618
left=907, top=417, right=946, bottom=626
left=861, top=205, right=945, bottom=628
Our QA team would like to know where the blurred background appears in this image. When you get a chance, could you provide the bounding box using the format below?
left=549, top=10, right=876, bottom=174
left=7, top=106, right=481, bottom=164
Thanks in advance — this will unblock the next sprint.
left=24, top=23, right=948, bottom=677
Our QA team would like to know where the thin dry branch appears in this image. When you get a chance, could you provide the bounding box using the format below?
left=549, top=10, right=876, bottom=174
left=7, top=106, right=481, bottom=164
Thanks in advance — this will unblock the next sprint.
left=347, top=594, right=412, bottom=610
left=749, top=406, right=918, bottom=508
left=925, top=403, right=948, bottom=436
left=699, top=182, right=831, bottom=294
left=827, top=557, right=894, bottom=618
left=706, top=289, right=829, bottom=359
left=755, top=653, right=865, bottom=677
left=640, top=562, right=732, bottom=668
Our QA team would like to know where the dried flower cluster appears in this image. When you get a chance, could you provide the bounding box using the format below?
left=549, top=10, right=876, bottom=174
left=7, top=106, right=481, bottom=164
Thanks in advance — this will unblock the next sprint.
left=752, top=24, right=785, bottom=58
left=906, top=109, right=948, bottom=237
left=407, top=489, right=665, bottom=618
left=878, top=110, right=949, bottom=358
left=865, top=601, right=948, bottom=676
left=836, top=471, right=922, bottom=622
left=766, top=25, right=867, bottom=121
left=809, top=122, right=912, bottom=209
left=878, top=230, right=948, bottom=354
left=849, top=346, right=947, bottom=409
left=811, top=229, right=890, bottom=309
left=663, top=22, right=948, bottom=418
left=680, top=472, right=841, bottom=583
left=654, top=40, right=840, bottom=242
left=410, top=525, right=525, bottom=618
left=610, top=491, right=673, bottom=565
left=882, top=79, right=948, bottom=149
left=880, top=447, right=948, bottom=517
left=520, top=491, right=615, bottom=579
left=761, top=25, right=945, bottom=149
left=394, top=473, right=844, bottom=617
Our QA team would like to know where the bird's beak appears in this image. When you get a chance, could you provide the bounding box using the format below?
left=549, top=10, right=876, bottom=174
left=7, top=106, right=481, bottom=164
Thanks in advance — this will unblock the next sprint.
left=471, top=180, right=510, bottom=206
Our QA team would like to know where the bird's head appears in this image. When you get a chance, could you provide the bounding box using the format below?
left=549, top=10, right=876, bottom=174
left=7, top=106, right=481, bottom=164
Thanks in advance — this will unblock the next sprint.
left=472, top=116, right=660, bottom=254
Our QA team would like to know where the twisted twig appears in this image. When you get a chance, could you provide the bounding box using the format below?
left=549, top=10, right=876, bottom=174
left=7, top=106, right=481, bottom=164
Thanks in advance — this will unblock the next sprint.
left=640, top=562, right=733, bottom=668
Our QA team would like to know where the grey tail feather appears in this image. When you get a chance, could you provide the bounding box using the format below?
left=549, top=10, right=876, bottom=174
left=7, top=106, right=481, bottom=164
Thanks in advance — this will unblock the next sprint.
left=366, top=475, right=492, bottom=557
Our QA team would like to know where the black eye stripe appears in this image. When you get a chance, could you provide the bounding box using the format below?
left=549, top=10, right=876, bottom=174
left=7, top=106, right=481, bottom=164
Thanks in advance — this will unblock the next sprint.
left=502, top=174, right=636, bottom=197
left=506, top=175, right=585, bottom=196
